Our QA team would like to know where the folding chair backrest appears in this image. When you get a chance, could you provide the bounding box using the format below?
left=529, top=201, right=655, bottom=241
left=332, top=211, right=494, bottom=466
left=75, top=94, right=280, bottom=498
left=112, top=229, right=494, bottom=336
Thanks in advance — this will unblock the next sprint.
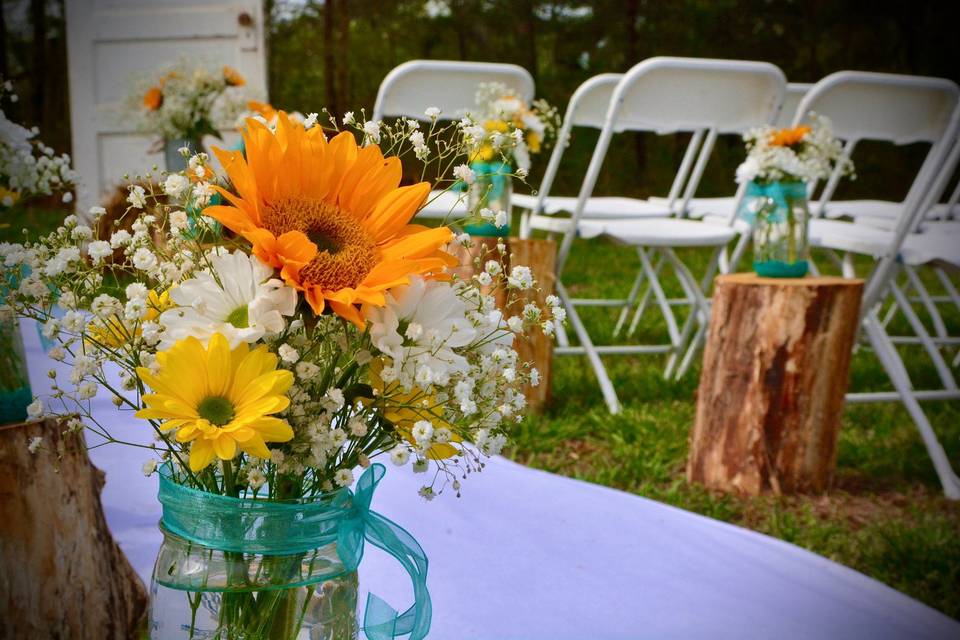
left=527, top=74, right=621, bottom=220
left=372, top=59, right=535, bottom=122
left=795, top=72, right=960, bottom=311
left=556, top=57, right=786, bottom=270
left=793, top=72, right=958, bottom=144
left=775, top=83, right=811, bottom=128
left=613, top=58, right=785, bottom=135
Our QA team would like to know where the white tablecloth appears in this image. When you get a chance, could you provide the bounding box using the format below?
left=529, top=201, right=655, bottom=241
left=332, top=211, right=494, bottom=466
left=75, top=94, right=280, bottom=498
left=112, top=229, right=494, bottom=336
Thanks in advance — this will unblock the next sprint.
left=23, top=324, right=959, bottom=639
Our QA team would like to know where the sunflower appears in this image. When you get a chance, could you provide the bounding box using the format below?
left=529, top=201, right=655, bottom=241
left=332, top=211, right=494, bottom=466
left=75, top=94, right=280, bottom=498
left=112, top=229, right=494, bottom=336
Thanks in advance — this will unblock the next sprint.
left=135, top=333, right=294, bottom=472
left=205, top=113, right=456, bottom=326
left=247, top=100, right=277, bottom=121
left=143, top=87, right=163, bottom=111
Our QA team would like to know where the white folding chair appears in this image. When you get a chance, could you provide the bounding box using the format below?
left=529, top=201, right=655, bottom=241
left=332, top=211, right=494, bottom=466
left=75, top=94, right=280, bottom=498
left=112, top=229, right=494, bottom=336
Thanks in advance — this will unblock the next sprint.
left=371, top=59, right=535, bottom=220
left=795, top=71, right=960, bottom=498
left=550, top=57, right=785, bottom=413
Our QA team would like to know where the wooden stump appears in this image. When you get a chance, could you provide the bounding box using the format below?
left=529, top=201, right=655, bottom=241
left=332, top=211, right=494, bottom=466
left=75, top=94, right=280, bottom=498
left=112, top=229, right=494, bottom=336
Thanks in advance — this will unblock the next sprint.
left=0, top=418, right=148, bottom=638
left=687, top=273, right=864, bottom=495
left=507, top=238, right=557, bottom=412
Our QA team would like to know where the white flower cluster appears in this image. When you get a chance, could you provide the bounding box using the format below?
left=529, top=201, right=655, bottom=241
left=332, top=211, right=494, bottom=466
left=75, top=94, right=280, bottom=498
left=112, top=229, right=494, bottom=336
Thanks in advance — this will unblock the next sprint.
left=735, top=114, right=854, bottom=184
left=465, top=82, right=561, bottom=172
left=0, top=81, right=77, bottom=206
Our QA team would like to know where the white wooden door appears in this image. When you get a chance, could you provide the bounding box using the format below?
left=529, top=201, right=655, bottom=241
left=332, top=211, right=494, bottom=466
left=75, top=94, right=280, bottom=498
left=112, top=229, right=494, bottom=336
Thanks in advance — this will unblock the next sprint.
left=65, top=0, right=267, bottom=213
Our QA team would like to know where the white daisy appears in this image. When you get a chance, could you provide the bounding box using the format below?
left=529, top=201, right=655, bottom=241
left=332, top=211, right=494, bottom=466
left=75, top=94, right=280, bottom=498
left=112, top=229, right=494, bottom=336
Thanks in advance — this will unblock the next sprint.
left=362, top=277, right=477, bottom=388
left=158, top=250, right=297, bottom=349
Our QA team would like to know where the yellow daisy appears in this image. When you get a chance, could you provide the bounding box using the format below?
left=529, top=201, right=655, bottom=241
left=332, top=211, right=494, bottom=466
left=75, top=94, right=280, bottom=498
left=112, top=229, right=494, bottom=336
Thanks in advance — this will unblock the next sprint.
left=135, top=333, right=294, bottom=471
left=366, top=359, right=461, bottom=460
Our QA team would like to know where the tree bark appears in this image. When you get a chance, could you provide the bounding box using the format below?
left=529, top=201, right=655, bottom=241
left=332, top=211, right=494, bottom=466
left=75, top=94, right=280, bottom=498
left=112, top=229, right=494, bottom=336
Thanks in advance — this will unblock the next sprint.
left=0, top=418, right=148, bottom=639
left=687, top=273, right=864, bottom=495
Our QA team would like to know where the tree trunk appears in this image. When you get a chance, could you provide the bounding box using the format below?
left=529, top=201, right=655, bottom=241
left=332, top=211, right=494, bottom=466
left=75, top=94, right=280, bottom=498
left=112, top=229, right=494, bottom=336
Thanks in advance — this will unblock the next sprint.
left=0, top=418, right=148, bottom=639
left=323, top=0, right=338, bottom=117
left=687, top=273, right=864, bottom=495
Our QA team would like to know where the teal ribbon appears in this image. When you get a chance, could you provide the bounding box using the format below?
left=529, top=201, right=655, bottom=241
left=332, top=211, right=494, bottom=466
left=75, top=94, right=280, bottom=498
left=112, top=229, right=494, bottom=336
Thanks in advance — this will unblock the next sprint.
left=158, top=463, right=431, bottom=639
left=738, top=180, right=807, bottom=224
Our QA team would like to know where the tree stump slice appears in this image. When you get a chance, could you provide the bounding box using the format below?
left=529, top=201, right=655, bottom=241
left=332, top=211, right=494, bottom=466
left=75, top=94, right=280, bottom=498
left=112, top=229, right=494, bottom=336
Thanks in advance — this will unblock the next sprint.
left=687, top=273, right=864, bottom=495
left=0, top=418, right=148, bottom=638
left=506, top=238, right=556, bottom=412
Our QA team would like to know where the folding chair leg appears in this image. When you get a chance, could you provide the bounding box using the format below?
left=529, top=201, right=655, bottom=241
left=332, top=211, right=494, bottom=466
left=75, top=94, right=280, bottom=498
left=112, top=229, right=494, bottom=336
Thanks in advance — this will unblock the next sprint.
left=889, top=282, right=957, bottom=390
left=663, top=248, right=711, bottom=380
left=861, top=311, right=960, bottom=499
left=556, top=281, right=621, bottom=414
left=903, top=265, right=948, bottom=339
left=626, top=253, right=670, bottom=338
left=934, top=267, right=960, bottom=313
left=637, top=248, right=680, bottom=345
left=613, top=254, right=648, bottom=337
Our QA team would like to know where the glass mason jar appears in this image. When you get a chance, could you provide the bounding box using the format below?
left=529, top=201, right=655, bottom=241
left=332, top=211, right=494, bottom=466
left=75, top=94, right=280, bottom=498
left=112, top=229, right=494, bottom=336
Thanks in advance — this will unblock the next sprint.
left=745, top=180, right=810, bottom=278
left=0, top=315, right=32, bottom=425
left=149, top=528, right=359, bottom=640
left=149, top=462, right=431, bottom=640
left=464, top=160, right=512, bottom=237
left=164, top=137, right=203, bottom=173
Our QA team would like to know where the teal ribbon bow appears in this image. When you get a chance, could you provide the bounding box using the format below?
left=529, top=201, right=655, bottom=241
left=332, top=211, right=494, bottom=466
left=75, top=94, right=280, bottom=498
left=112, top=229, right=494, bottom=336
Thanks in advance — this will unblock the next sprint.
left=738, top=180, right=807, bottom=224
left=158, top=463, right=431, bottom=640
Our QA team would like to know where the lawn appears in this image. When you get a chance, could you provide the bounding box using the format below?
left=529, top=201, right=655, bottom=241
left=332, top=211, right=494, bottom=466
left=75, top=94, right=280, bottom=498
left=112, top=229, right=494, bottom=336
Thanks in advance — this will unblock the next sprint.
left=509, top=233, right=960, bottom=619
left=4, top=208, right=958, bottom=619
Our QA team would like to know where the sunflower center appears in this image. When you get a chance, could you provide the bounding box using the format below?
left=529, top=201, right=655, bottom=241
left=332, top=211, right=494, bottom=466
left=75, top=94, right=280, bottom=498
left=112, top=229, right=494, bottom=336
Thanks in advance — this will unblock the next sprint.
left=262, top=197, right=378, bottom=291
left=226, top=306, right=249, bottom=328
left=197, top=396, right=235, bottom=426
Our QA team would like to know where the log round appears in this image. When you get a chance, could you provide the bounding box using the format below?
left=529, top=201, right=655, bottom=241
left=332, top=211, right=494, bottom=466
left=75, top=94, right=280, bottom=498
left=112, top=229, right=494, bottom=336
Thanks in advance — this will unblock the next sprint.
left=687, top=273, right=864, bottom=495
left=0, top=418, right=148, bottom=638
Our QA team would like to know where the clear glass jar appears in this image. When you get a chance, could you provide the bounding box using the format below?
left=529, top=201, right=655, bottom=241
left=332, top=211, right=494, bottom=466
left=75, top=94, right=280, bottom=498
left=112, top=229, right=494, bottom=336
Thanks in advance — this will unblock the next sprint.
left=149, top=527, right=359, bottom=640
left=747, top=180, right=810, bottom=278
left=465, top=160, right=512, bottom=237
left=0, top=316, right=32, bottom=425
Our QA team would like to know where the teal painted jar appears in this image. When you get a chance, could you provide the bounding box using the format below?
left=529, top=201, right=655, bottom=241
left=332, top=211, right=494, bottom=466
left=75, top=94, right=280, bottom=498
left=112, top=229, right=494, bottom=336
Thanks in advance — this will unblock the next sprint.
left=0, top=316, right=31, bottom=425
left=741, top=180, right=810, bottom=278
left=464, top=160, right=511, bottom=237
left=0, top=266, right=31, bottom=425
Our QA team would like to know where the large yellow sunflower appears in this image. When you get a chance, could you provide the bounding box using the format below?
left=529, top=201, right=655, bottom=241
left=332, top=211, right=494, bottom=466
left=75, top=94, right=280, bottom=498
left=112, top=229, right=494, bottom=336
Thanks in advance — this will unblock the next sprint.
left=135, top=333, right=295, bottom=472
left=206, top=113, right=456, bottom=326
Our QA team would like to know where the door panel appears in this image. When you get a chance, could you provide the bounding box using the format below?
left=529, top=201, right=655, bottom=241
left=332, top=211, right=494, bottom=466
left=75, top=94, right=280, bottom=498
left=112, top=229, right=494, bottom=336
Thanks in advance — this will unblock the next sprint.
left=66, top=0, right=266, bottom=214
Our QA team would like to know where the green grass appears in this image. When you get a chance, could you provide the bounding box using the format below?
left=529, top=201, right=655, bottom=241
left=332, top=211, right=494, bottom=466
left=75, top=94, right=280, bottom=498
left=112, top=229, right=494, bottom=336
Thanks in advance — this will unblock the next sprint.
left=508, top=235, right=960, bottom=619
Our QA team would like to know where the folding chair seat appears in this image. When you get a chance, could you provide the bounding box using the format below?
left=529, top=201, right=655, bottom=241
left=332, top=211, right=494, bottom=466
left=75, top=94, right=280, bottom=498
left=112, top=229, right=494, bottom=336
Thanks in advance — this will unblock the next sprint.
left=372, top=59, right=535, bottom=221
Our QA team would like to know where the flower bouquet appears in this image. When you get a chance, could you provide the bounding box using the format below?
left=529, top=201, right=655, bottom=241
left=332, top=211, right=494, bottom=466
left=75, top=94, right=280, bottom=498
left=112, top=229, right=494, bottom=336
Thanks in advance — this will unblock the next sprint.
left=460, top=82, right=560, bottom=236
left=0, top=79, right=76, bottom=424
left=736, top=114, right=854, bottom=277
left=1, top=109, right=561, bottom=639
left=128, top=59, right=250, bottom=171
